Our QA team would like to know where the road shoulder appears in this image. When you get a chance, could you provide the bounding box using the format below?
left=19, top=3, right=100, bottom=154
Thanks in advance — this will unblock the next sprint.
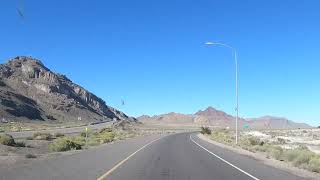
left=197, top=133, right=320, bottom=180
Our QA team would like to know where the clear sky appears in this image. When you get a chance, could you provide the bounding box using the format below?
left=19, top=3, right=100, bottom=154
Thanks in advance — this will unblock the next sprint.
left=1, top=0, right=319, bottom=126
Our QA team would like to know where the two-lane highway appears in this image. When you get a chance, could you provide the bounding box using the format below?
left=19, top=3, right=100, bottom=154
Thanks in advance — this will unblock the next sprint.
left=0, top=132, right=309, bottom=180
left=104, top=133, right=306, bottom=180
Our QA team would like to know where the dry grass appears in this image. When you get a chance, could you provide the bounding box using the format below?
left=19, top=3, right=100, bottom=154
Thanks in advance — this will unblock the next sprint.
left=206, top=128, right=320, bottom=173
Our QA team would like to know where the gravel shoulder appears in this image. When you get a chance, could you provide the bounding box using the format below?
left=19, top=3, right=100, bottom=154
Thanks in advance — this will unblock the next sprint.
left=198, top=133, right=320, bottom=180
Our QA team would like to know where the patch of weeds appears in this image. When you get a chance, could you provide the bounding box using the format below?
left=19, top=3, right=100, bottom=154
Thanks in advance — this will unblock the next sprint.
left=54, top=133, right=65, bottom=138
left=248, top=137, right=265, bottom=146
left=0, top=134, right=15, bottom=146
left=15, top=141, right=26, bottom=147
left=98, top=132, right=115, bottom=144
left=201, top=127, right=211, bottom=135
left=277, top=138, right=286, bottom=145
left=209, top=129, right=234, bottom=145
left=25, top=154, right=37, bottom=159
left=99, top=127, right=113, bottom=133
left=26, top=136, right=33, bottom=140
left=80, top=128, right=96, bottom=137
left=33, top=132, right=53, bottom=140
left=48, top=137, right=82, bottom=152
left=308, top=157, right=320, bottom=173
left=268, top=146, right=284, bottom=160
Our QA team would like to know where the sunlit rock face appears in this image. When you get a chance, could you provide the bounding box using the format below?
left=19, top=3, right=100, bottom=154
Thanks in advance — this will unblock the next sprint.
left=0, top=56, right=135, bottom=123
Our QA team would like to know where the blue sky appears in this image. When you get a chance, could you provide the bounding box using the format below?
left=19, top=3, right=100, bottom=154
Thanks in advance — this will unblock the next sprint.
left=0, top=0, right=319, bottom=126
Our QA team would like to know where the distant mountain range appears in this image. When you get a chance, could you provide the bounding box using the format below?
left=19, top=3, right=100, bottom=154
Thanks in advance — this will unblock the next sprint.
left=138, top=107, right=312, bottom=129
left=0, top=56, right=135, bottom=123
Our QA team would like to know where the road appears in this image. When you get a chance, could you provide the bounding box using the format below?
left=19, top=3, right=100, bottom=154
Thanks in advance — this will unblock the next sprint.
left=0, top=133, right=309, bottom=180
left=2, top=122, right=113, bottom=138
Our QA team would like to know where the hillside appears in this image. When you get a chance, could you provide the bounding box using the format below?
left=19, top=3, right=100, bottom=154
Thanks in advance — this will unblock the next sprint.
left=0, top=56, right=134, bottom=123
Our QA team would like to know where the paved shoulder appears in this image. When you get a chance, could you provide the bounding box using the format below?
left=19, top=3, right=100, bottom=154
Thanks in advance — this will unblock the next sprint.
left=0, top=134, right=162, bottom=180
left=190, top=133, right=309, bottom=180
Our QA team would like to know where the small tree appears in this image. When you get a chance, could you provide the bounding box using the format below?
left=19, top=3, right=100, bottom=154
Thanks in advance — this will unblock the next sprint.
left=201, top=126, right=212, bottom=135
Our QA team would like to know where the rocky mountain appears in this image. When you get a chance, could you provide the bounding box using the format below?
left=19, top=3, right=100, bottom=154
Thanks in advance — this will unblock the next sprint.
left=246, top=116, right=311, bottom=129
left=138, top=107, right=312, bottom=129
left=0, top=56, right=135, bottom=123
left=138, top=112, right=194, bottom=125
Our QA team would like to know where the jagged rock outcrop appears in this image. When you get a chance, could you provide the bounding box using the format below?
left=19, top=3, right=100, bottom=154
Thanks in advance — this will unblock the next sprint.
left=0, top=56, right=135, bottom=123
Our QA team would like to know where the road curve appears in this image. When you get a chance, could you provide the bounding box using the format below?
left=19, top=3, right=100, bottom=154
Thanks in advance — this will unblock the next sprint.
left=106, top=133, right=307, bottom=180
left=0, top=132, right=309, bottom=180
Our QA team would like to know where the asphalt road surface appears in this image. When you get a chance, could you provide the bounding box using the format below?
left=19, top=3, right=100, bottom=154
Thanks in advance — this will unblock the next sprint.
left=0, top=133, right=309, bottom=180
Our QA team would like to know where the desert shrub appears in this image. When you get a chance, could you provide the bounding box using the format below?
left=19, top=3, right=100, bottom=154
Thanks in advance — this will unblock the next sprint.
left=284, top=149, right=300, bottom=162
left=248, top=137, right=264, bottom=146
left=210, top=129, right=234, bottom=144
left=282, top=146, right=314, bottom=166
left=277, top=138, right=286, bottom=145
left=25, top=154, right=37, bottom=159
left=80, top=128, right=95, bottom=137
left=292, top=150, right=314, bottom=167
left=26, top=136, right=33, bottom=140
left=69, top=136, right=86, bottom=146
left=0, top=134, right=15, bottom=146
left=201, top=127, right=211, bottom=135
left=48, top=137, right=82, bottom=152
left=253, top=144, right=269, bottom=152
left=33, top=132, right=52, bottom=140
left=308, top=157, right=320, bottom=173
left=268, top=146, right=284, bottom=160
left=99, top=127, right=113, bottom=133
left=15, top=141, right=26, bottom=147
left=98, top=132, right=115, bottom=144
left=54, top=133, right=65, bottom=138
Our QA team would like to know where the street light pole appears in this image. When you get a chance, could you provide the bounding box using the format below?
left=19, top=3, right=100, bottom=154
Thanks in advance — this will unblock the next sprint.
left=205, top=42, right=239, bottom=144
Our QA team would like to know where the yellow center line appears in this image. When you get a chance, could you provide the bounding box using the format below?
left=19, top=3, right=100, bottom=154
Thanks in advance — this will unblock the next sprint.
left=96, top=135, right=167, bottom=180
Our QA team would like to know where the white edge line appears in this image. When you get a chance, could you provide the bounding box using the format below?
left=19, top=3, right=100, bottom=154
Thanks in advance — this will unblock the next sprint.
left=190, top=134, right=261, bottom=180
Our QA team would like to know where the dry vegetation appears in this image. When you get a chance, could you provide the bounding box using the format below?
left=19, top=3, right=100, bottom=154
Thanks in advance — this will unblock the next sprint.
left=0, top=122, right=178, bottom=165
left=202, top=127, right=320, bottom=173
left=0, top=122, right=87, bottom=133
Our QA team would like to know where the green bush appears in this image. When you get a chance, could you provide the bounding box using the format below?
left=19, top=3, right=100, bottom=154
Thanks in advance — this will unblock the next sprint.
left=33, top=132, right=52, bottom=140
left=0, top=134, right=15, bottom=146
left=80, top=128, right=96, bottom=137
left=98, top=132, right=115, bottom=144
left=210, top=129, right=234, bottom=145
left=253, top=144, right=269, bottom=152
left=269, top=146, right=284, bottom=160
left=26, top=136, right=33, bottom=140
left=70, top=136, right=86, bottom=146
left=54, top=133, right=65, bottom=138
left=25, top=154, right=37, bottom=159
left=308, top=157, right=320, bottom=173
left=99, top=127, right=113, bottom=133
left=15, top=141, right=26, bottom=147
left=284, top=149, right=300, bottom=162
left=201, top=127, right=212, bottom=135
left=277, top=138, right=286, bottom=145
left=292, top=150, right=314, bottom=167
left=48, top=137, right=82, bottom=152
left=248, top=137, right=264, bottom=146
